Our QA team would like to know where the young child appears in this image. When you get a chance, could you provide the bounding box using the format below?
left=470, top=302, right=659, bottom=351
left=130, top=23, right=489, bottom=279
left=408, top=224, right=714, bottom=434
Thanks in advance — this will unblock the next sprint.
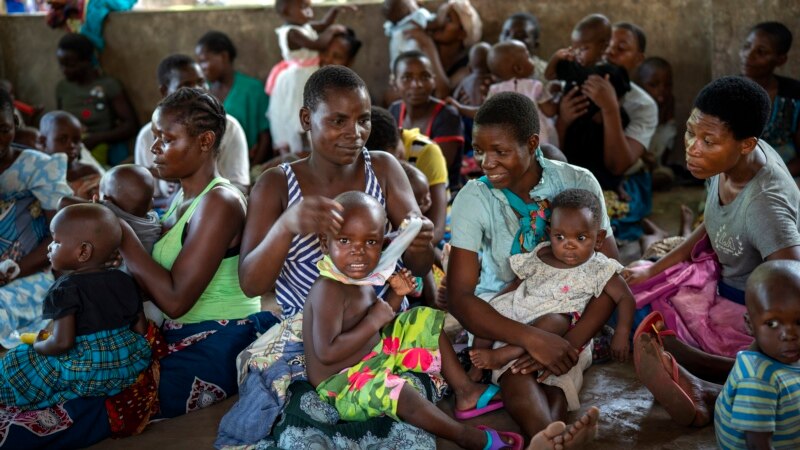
left=304, top=191, right=522, bottom=450
left=451, top=42, right=492, bottom=107
left=714, top=260, right=800, bottom=449
left=739, top=21, right=800, bottom=178
left=319, top=27, right=362, bottom=68
left=382, top=0, right=435, bottom=70
left=500, top=13, right=548, bottom=82
left=637, top=57, right=677, bottom=188
left=448, top=40, right=558, bottom=146
left=390, top=51, right=465, bottom=191
left=0, top=204, right=150, bottom=409
left=37, top=110, right=102, bottom=199
left=544, top=13, right=611, bottom=81
left=468, top=189, right=635, bottom=412
left=266, top=0, right=353, bottom=154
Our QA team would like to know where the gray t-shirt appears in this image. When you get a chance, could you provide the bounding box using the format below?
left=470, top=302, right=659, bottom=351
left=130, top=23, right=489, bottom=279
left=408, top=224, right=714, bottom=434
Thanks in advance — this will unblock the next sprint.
left=704, top=140, right=800, bottom=291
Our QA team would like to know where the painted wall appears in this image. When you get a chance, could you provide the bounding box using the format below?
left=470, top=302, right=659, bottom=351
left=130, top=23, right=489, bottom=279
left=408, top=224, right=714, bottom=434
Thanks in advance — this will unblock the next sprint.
left=1, top=0, right=798, bottom=131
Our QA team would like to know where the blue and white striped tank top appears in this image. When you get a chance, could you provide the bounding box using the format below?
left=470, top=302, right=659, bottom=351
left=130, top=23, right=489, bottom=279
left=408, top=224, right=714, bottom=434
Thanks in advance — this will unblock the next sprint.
left=276, top=149, right=388, bottom=317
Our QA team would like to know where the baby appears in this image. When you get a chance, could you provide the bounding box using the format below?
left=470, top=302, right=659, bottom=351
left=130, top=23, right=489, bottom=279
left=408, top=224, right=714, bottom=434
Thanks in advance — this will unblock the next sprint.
left=451, top=42, right=492, bottom=107
left=544, top=13, right=611, bottom=80
left=37, top=110, right=102, bottom=199
left=304, top=191, right=522, bottom=450
left=714, top=260, right=800, bottom=449
left=0, top=204, right=150, bottom=409
left=470, top=189, right=635, bottom=411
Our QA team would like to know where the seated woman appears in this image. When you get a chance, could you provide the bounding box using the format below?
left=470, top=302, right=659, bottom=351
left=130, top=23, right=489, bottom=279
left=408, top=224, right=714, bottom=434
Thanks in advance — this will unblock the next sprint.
left=0, top=87, right=275, bottom=448
left=216, top=66, right=436, bottom=448
left=55, top=34, right=138, bottom=166
left=0, top=88, right=74, bottom=348
left=447, top=92, right=618, bottom=443
left=625, top=76, right=800, bottom=427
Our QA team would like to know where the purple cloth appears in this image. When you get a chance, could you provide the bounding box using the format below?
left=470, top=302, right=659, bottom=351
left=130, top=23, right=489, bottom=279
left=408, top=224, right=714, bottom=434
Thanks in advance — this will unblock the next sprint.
left=631, top=234, right=752, bottom=358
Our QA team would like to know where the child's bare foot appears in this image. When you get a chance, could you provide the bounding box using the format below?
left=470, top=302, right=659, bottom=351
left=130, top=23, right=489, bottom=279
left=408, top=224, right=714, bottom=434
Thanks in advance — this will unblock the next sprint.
left=679, top=205, right=695, bottom=237
left=562, top=406, right=599, bottom=448
left=526, top=421, right=567, bottom=450
left=453, top=382, right=503, bottom=419
left=466, top=365, right=485, bottom=382
left=470, top=348, right=507, bottom=370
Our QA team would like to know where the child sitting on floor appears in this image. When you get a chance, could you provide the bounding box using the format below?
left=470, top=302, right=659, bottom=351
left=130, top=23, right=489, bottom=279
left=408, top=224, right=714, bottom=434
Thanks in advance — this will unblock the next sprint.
left=37, top=110, right=102, bottom=199
left=304, top=191, right=522, bottom=450
left=0, top=204, right=150, bottom=409
left=267, top=0, right=353, bottom=154
left=637, top=57, right=677, bottom=189
left=714, top=260, right=800, bottom=449
left=469, top=189, right=635, bottom=412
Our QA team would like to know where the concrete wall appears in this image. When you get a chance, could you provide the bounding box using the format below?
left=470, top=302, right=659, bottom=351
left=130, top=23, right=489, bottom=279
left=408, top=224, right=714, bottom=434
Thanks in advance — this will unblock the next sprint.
left=1, top=0, right=798, bottom=129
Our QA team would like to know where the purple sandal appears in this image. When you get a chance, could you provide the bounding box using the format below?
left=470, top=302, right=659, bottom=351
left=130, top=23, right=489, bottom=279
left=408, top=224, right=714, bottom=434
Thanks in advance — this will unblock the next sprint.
left=477, top=425, right=523, bottom=450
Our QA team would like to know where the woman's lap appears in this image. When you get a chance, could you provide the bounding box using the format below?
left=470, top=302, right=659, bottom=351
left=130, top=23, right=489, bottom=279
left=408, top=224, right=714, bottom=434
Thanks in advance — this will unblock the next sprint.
left=0, top=271, right=53, bottom=348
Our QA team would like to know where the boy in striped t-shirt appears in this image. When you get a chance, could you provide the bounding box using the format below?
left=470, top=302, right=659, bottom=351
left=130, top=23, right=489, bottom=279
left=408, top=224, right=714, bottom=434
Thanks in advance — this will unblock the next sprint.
left=714, top=260, right=800, bottom=449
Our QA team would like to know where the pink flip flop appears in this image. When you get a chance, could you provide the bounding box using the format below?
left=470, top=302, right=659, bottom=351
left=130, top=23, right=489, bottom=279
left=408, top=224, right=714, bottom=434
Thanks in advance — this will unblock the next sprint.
left=476, top=425, right=524, bottom=450
left=633, top=311, right=677, bottom=348
left=634, top=334, right=698, bottom=426
left=454, top=384, right=504, bottom=420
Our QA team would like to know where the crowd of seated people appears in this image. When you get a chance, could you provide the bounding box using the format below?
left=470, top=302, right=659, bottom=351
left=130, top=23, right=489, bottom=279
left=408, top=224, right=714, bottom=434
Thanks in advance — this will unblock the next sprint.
left=0, top=1, right=798, bottom=449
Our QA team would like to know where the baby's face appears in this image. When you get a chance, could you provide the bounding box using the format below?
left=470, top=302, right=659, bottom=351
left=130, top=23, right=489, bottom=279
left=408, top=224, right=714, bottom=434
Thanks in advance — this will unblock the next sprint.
left=47, top=214, right=81, bottom=271
left=548, top=207, right=598, bottom=267
left=748, top=294, right=800, bottom=365
left=326, top=207, right=385, bottom=280
left=44, top=118, right=82, bottom=164
left=320, top=35, right=353, bottom=68
left=571, top=30, right=606, bottom=67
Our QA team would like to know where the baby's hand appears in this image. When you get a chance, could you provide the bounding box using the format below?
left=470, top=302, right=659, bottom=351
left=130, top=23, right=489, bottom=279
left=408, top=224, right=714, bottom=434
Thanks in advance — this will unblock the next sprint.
left=333, top=4, right=357, bottom=14
left=388, top=268, right=418, bottom=296
left=553, top=47, right=575, bottom=62
left=369, top=299, right=396, bottom=327
left=611, top=331, right=630, bottom=363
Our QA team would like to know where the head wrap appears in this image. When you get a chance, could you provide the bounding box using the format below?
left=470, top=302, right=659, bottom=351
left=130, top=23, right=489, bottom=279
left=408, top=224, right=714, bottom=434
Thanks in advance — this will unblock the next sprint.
left=448, top=0, right=482, bottom=48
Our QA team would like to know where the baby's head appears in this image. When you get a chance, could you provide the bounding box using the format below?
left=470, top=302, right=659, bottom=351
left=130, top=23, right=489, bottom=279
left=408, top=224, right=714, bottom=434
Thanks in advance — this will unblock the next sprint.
left=637, top=57, right=673, bottom=109
left=37, top=111, right=82, bottom=165
left=500, top=13, right=541, bottom=58
left=548, top=189, right=606, bottom=267
left=488, top=40, right=535, bottom=82
left=366, top=106, right=402, bottom=155
left=468, top=42, right=491, bottom=75
left=321, top=191, right=387, bottom=280
left=276, top=0, right=314, bottom=25
left=47, top=204, right=121, bottom=272
left=382, top=0, right=419, bottom=24
left=745, top=260, right=800, bottom=365
left=99, top=164, right=155, bottom=218
left=740, top=21, right=792, bottom=80
left=400, top=161, right=432, bottom=214
left=571, top=14, right=611, bottom=67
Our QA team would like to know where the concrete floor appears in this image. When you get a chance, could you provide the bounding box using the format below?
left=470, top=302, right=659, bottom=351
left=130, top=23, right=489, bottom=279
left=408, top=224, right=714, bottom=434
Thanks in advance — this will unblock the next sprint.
left=89, top=186, right=714, bottom=449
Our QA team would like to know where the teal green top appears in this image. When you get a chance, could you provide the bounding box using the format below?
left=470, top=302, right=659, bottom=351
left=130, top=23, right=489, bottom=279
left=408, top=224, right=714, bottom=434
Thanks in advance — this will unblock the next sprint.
left=223, top=71, right=270, bottom=149
left=152, top=177, right=260, bottom=324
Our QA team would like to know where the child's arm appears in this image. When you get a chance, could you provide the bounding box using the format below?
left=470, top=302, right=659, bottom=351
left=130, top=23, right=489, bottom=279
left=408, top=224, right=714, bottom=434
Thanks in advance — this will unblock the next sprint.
left=538, top=99, right=559, bottom=118
left=309, top=280, right=395, bottom=365
left=744, top=431, right=773, bottom=450
left=444, top=97, right=479, bottom=119
left=544, top=47, right=574, bottom=81
left=385, top=268, right=418, bottom=312
left=33, top=314, right=76, bottom=356
left=287, top=24, right=347, bottom=52
left=132, top=310, right=147, bottom=336
left=310, top=4, right=356, bottom=32
left=603, top=273, right=635, bottom=363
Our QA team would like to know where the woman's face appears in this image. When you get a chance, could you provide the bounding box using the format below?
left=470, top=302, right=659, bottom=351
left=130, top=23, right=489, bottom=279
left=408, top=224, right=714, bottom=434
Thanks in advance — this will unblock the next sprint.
left=301, top=86, right=372, bottom=166
left=500, top=18, right=539, bottom=56
left=740, top=30, right=785, bottom=80
left=472, top=123, right=534, bottom=190
left=0, top=108, right=15, bottom=158
left=432, top=4, right=465, bottom=45
left=320, top=35, right=354, bottom=67
left=150, top=108, right=209, bottom=179
left=684, top=108, right=748, bottom=179
left=56, top=49, right=92, bottom=83
left=195, top=46, right=229, bottom=83
left=395, top=57, right=436, bottom=106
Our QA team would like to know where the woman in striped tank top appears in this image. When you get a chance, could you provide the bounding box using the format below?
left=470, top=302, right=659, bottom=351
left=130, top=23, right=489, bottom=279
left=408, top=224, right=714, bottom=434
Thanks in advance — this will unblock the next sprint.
left=240, top=66, right=435, bottom=317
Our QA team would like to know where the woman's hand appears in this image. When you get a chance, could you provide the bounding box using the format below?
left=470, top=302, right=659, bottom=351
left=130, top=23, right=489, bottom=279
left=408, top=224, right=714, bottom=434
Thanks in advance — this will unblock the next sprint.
left=280, top=196, right=344, bottom=236
left=406, top=214, right=435, bottom=253
left=557, top=87, right=590, bottom=128
left=581, top=74, right=618, bottom=112
left=403, top=26, right=436, bottom=53
left=621, top=265, right=653, bottom=285
left=519, top=329, right=580, bottom=377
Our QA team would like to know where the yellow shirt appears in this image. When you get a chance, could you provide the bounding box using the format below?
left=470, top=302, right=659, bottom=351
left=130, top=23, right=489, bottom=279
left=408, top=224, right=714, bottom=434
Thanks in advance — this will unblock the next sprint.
left=401, top=128, right=448, bottom=187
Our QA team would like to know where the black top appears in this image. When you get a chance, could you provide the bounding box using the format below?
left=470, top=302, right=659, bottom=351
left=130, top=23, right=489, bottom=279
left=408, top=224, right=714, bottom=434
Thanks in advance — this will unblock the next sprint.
left=776, top=75, right=800, bottom=99
left=43, top=270, right=143, bottom=336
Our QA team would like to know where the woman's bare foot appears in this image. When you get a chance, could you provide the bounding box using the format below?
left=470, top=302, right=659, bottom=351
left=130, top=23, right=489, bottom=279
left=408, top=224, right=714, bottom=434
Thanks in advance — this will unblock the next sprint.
left=466, top=365, right=485, bottom=382
left=452, top=380, right=502, bottom=412
left=526, top=421, right=567, bottom=450
left=562, top=406, right=600, bottom=448
left=679, top=205, right=694, bottom=237
left=470, top=348, right=507, bottom=370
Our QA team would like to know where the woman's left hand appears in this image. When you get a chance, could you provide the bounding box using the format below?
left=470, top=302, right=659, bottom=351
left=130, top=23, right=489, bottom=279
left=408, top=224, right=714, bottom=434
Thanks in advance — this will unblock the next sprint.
left=581, top=74, right=618, bottom=111
left=407, top=214, right=435, bottom=253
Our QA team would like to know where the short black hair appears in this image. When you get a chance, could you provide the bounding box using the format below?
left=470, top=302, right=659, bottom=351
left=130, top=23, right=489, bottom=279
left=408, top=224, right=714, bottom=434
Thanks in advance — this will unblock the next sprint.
left=551, top=188, right=602, bottom=228
left=302, top=65, right=367, bottom=112
left=637, top=56, right=672, bottom=78
left=614, top=22, right=647, bottom=53
left=393, top=50, right=430, bottom=77
left=366, top=107, right=399, bottom=152
left=339, top=27, right=362, bottom=60
left=505, top=12, right=540, bottom=41
left=474, top=92, right=539, bottom=145
left=0, top=88, right=13, bottom=115
left=57, top=33, right=95, bottom=62
left=157, top=54, right=196, bottom=87
left=196, top=31, right=237, bottom=62
left=694, top=76, right=770, bottom=140
left=157, top=87, right=227, bottom=154
left=750, top=21, right=793, bottom=55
